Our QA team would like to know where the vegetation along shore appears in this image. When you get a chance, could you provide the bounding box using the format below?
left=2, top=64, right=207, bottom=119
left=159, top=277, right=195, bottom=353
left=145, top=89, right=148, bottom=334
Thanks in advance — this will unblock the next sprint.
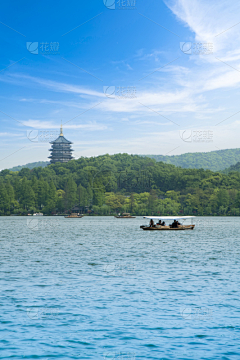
left=1, top=153, right=240, bottom=216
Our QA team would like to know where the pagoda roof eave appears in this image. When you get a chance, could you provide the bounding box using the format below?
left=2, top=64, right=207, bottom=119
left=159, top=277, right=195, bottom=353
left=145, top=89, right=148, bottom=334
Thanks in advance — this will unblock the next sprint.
left=50, top=135, right=73, bottom=144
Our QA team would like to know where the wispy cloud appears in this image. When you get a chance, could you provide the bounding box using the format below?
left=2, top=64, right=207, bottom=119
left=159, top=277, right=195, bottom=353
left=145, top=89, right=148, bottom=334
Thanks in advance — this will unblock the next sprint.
left=0, top=132, right=23, bottom=137
left=163, top=0, right=240, bottom=100
left=21, top=119, right=107, bottom=131
left=11, top=73, right=213, bottom=116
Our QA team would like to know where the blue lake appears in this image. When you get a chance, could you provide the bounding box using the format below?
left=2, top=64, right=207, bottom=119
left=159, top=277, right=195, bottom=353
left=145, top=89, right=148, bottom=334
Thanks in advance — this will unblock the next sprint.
left=0, top=216, right=240, bottom=359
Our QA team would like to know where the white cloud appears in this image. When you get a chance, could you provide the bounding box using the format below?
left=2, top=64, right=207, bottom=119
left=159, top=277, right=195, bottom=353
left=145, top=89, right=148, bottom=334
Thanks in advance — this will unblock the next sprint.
left=6, top=73, right=104, bottom=98
left=166, top=0, right=240, bottom=47
left=0, top=132, right=22, bottom=137
left=10, top=73, right=214, bottom=116
left=71, top=119, right=240, bottom=156
left=21, top=120, right=108, bottom=131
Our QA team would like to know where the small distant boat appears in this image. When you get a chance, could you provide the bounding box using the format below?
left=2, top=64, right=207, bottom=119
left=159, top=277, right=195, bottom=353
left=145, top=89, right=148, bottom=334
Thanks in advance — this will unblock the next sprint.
left=140, top=216, right=195, bottom=230
left=115, top=213, right=136, bottom=218
left=33, top=213, right=43, bottom=216
left=64, top=213, right=83, bottom=218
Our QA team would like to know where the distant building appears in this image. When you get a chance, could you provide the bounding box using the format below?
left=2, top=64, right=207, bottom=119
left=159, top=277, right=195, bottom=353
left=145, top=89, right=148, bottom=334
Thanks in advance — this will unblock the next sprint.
left=48, top=125, right=74, bottom=164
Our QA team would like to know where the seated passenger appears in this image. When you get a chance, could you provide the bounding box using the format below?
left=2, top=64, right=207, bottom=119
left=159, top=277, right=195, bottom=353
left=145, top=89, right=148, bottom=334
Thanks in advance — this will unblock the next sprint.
left=172, top=220, right=178, bottom=228
left=162, top=221, right=165, bottom=226
left=157, top=220, right=162, bottom=226
left=150, top=219, right=154, bottom=227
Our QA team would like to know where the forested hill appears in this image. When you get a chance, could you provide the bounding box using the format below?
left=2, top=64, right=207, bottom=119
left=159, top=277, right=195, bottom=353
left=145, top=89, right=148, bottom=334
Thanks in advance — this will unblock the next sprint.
left=8, top=161, right=49, bottom=172
left=143, top=148, right=240, bottom=171
left=1, top=153, right=240, bottom=216
left=7, top=148, right=240, bottom=172
left=223, top=162, right=240, bottom=174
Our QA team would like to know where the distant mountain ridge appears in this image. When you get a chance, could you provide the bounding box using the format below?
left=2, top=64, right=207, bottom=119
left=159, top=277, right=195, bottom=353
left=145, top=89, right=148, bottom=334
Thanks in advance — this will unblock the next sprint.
left=142, top=148, right=240, bottom=171
left=223, top=162, right=240, bottom=174
left=8, top=161, right=49, bottom=172
left=6, top=148, right=240, bottom=172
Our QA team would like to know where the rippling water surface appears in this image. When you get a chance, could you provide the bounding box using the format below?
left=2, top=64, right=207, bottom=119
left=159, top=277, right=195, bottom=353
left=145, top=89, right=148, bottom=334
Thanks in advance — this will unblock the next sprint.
left=1, top=216, right=240, bottom=359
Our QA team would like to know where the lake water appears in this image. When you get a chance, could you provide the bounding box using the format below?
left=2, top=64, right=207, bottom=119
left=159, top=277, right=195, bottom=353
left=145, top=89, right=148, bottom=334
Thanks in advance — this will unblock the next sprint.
left=0, top=216, right=240, bottom=359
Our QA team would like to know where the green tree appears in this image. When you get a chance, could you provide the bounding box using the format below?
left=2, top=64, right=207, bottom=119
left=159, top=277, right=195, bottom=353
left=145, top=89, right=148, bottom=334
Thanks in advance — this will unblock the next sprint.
left=105, top=193, right=125, bottom=212
left=0, top=183, right=8, bottom=214
left=19, top=177, right=35, bottom=210
left=64, top=177, right=77, bottom=210
left=44, top=180, right=57, bottom=213
left=77, top=184, right=88, bottom=207
left=5, top=180, right=15, bottom=213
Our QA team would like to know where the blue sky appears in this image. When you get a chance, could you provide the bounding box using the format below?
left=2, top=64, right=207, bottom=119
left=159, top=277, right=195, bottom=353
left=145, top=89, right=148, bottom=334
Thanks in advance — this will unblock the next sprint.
left=1, top=0, right=240, bottom=168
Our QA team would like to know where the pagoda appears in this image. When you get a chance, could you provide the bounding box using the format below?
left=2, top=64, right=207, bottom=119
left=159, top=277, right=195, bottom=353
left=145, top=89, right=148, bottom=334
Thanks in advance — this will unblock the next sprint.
left=48, top=124, right=74, bottom=164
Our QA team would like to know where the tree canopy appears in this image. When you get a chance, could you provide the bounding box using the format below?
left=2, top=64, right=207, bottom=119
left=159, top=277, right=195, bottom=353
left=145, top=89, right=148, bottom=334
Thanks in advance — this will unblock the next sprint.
left=1, top=153, right=240, bottom=216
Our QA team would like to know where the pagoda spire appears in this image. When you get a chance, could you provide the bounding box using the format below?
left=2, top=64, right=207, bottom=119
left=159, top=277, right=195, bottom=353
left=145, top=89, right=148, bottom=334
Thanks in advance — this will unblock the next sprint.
left=60, top=120, right=63, bottom=136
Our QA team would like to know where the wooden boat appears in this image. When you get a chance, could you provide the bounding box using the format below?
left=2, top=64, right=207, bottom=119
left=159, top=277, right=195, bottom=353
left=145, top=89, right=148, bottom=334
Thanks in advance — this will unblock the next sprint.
left=115, top=213, right=136, bottom=218
left=64, top=213, right=83, bottom=218
left=140, top=216, right=195, bottom=231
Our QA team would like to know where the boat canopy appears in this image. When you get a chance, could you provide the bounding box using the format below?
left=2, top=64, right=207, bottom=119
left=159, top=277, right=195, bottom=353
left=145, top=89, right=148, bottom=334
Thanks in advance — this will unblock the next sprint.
left=143, top=216, right=195, bottom=220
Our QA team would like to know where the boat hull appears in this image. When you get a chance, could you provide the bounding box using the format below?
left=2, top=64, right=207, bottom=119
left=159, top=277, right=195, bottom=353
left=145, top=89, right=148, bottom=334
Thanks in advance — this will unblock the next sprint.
left=64, top=215, right=83, bottom=218
left=140, top=225, right=195, bottom=231
left=115, top=216, right=136, bottom=218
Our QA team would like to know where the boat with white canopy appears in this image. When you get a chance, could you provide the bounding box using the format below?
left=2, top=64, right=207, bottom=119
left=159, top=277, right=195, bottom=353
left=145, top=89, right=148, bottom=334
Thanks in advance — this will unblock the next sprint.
left=140, top=216, right=195, bottom=231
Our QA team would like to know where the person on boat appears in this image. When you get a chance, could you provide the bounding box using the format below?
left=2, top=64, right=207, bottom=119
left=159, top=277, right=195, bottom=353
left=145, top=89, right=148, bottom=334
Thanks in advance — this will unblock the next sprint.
left=177, top=221, right=181, bottom=226
left=172, top=220, right=178, bottom=228
left=150, top=219, right=155, bottom=227
left=157, top=220, right=162, bottom=226
left=162, top=221, right=166, bottom=226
